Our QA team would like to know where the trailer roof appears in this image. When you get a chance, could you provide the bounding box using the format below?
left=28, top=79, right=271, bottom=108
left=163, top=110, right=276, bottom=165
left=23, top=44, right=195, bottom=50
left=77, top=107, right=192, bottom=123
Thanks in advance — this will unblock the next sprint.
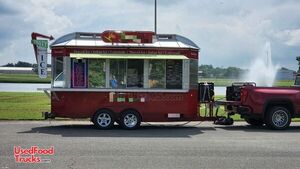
left=51, top=32, right=199, bottom=49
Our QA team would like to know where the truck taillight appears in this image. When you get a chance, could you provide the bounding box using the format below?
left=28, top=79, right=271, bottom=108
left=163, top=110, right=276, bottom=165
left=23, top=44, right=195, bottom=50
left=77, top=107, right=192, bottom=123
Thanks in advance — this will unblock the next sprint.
left=241, top=89, right=248, bottom=103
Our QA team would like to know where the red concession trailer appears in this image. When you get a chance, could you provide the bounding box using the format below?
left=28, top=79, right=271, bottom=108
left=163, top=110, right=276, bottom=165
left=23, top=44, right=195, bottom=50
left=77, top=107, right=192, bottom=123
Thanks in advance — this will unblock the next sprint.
left=38, top=30, right=217, bottom=129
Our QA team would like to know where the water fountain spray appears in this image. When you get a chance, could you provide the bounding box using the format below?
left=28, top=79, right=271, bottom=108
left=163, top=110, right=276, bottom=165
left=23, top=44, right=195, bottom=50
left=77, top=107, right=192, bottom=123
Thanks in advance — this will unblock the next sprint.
left=243, top=41, right=279, bottom=86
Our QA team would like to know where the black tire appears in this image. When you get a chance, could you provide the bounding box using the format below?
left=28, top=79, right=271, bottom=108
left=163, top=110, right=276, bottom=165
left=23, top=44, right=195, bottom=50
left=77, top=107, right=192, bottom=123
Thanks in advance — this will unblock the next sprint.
left=245, top=118, right=264, bottom=126
left=115, top=119, right=121, bottom=125
left=92, top=109, right=115, bottom=129
left=265, top=106, right=291, bottom=130
left=120, top=110, right=141, bottom=130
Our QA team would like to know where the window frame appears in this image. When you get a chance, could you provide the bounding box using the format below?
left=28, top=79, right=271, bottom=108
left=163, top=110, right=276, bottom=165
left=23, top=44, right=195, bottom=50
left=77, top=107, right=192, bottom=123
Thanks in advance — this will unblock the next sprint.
left=64, top=58, right=190, bottom=91
left=52, top=57, right=64, bottom=88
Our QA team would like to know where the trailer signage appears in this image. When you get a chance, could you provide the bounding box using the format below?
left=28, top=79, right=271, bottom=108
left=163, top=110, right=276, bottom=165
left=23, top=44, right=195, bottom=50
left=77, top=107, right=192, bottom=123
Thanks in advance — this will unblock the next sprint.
left=101, top=31, right=154, bottom=44
left=31, top=39, right=48, bottom=78
left=31, top=39, right=48, bottom=49
left=72, top=49, right=181, bottom=55
left=37, top=48, right=47, bottom=78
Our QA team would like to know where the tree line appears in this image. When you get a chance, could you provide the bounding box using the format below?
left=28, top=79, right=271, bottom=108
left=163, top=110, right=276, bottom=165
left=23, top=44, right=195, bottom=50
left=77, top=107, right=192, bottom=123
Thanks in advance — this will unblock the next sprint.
left=1, top=61, right=274, bottom=79
left=2, top=61, right=51, bottom=67
left=199, top=64, right=245, bottom=78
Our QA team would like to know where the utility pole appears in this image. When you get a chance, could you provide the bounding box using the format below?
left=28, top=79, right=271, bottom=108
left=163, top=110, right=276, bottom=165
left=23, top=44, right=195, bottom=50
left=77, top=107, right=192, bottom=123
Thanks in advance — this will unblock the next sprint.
left=154, top=0, right=157, bottom=34
left=297, top=56, right=300, bottom=73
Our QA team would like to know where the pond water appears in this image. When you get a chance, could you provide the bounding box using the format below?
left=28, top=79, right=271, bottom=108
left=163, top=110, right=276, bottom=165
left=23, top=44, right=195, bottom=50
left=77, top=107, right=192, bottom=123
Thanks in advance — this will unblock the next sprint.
left=0, top=83, right=50, bottom=92
left=0, top=83, right=226, bottom=95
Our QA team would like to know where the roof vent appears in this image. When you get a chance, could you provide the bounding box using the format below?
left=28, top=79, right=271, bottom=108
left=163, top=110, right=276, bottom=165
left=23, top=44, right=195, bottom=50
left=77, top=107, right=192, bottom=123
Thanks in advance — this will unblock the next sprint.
left=76, top=33, right=100, bottom=39
left=157, top=34, right=175, bottom=41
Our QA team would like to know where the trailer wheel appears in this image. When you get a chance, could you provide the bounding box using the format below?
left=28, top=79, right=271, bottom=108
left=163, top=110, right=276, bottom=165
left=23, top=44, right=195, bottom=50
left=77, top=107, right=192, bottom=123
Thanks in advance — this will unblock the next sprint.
left=265, top=106, right=291, bottom=130
left=93, top=109, right=114, bottom=129
left=245, top=118, right=264, bottom=126
left=120, top=110, right=141, bottom=130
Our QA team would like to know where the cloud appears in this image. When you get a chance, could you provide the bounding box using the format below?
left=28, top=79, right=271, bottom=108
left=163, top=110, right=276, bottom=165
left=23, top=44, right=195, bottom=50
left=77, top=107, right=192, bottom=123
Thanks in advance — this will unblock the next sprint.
left=0, top=0, right=73, bottom=64
left=0, top=0, right=300, bottom=70
left=23, top=1, right=73, bottom=35
left=153, top=0, right=300, bottom=69
left=274, top=29, right=300, bottom=46
left=286, top=29, right=300, bottom=46
left=0, top=1, right=17, bottom=15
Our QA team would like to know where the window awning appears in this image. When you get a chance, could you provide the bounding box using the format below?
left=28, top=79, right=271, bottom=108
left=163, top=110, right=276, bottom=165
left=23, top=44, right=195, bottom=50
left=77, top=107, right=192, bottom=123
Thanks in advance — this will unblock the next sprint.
left=70, top=53, right=188, bottom=60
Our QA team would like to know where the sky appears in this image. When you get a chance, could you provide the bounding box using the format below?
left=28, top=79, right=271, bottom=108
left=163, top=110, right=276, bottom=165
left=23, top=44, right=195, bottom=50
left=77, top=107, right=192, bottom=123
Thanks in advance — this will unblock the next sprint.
left=0, top=0, right=300, bottom=70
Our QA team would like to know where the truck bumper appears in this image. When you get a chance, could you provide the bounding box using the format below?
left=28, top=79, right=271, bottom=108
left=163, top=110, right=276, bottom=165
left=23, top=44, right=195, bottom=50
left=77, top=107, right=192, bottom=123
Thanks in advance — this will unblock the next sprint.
left=237, top=106, right=252, bottom=116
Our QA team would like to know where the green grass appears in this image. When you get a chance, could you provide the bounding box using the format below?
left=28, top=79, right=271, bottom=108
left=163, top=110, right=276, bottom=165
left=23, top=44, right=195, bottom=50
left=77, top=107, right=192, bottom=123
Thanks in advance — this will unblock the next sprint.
left=0, top=92, right=50, bottom=120
left=200, top=105, right=242, bottom=120
left=273, top=80, right=294, bottom=87
left=199, top=96, right=243, bottom=121
left=0, top=73, right=51, bottom=83
left=199, top=78, right=237, bottom=86
left=0, top=92, right=298, bottom=122
left=199, top=78, right=294, bottom=87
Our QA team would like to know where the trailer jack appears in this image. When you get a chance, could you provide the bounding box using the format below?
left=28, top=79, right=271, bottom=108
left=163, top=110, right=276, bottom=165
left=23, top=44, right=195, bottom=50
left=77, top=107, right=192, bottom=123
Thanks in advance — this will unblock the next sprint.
left=42, top=112, right=55, bottom=120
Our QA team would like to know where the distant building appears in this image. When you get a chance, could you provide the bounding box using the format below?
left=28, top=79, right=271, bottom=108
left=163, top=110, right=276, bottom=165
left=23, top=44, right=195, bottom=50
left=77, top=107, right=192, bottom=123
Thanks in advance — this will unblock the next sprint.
left=0, top=67, right=51, bottom=74
left=198, top=70, right=203, bottom=78
left=275, top=68, right=296, bottom=80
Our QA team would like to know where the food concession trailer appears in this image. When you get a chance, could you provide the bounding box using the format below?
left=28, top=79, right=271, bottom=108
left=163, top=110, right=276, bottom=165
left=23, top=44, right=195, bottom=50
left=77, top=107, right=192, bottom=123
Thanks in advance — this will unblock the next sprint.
left=34, top=30, right=217, bottom=129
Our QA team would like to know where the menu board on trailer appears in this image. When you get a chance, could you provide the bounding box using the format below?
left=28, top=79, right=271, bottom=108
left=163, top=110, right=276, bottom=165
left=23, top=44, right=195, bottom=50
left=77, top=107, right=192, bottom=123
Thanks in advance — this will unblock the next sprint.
left=166, top=60, right=182, bottom=89
left=72, top=59, right=88, bottom=88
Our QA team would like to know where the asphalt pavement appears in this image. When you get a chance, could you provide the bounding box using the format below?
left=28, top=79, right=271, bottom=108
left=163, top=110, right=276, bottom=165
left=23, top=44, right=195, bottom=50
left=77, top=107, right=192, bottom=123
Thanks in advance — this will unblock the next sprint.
left=0, top=121, right=300, bottom=169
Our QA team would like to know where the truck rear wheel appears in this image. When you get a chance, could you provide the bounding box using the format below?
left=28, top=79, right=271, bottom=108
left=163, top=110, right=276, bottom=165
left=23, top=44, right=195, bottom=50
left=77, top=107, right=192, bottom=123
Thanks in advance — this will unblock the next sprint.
left=265, top=106, right=291, bottom=130
left=245, top=118, right=264, bottom=126
left=120, top=110, right=141, bottom=130
left=93, top=109, right=115, bottom=129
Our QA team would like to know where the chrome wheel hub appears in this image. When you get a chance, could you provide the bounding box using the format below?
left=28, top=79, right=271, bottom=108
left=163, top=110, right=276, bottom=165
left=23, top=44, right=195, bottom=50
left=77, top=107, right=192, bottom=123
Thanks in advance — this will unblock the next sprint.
left=97, top=113, right=111, bottom=127
left=124, top=114, right=137, bottom=128
left=272, top=110, right=288, bottom=128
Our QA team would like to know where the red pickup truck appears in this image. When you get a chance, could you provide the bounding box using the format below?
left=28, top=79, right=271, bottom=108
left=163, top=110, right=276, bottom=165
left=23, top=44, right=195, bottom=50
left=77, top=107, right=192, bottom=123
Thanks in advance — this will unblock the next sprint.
left=218, top=81, right=300, bottom=130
